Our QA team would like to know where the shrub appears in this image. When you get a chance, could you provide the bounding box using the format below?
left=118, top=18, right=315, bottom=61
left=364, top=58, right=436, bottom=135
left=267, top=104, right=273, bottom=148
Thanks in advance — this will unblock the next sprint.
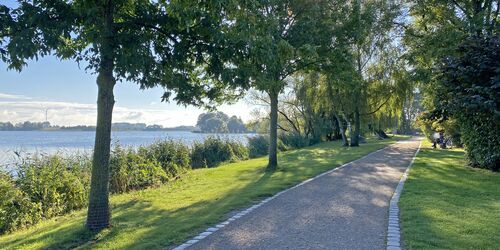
left=432, top=35, right=499, bottom=170
left=279, top=133, right=310, bottom=149
left=460, top=114, right=499, bottom=171
left=226, top=140, right=249, bottom=161
left=0, top=173, right=42, bottom=233
left=0, top=154, right=90, bottom=234
left=191, top=137, right=248, bottom=168
left=248, top=135, right=269, bottom=158
left=248, top=135, right=295, bottom=158
left=139, top=140, right=191, bottom=178
left=0, top=172, right=42, bottom=233
left=110, top=145, right=168, bottom=193
left=15, top=155, right=90, bottom=219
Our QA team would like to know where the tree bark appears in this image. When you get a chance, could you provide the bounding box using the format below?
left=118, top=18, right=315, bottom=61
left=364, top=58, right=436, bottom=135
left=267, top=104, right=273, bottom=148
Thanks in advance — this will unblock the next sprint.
left=86, top=2, right=115, bottom=231
left=267, top=90, right=279, bottom=170
left=334, top=114, right=349, bottom=147
left=350, top=106, right=360, bottom=147
left=86, top=68, right=115, bottom=230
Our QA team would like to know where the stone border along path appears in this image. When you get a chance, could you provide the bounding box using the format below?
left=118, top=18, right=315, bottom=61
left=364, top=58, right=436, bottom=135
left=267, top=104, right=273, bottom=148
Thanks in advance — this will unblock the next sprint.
left=386, top=141, right=421, bottom=250
left=170, top=140, right=420, bottom=250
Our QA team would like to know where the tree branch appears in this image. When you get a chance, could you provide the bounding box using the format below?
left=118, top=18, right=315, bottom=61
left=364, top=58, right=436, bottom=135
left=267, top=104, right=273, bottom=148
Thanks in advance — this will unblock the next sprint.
left=361, top=94, right=392, bottom=116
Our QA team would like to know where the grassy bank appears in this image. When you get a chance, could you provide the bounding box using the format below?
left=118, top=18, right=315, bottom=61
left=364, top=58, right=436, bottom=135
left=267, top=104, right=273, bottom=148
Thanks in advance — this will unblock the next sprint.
left=0, top=136, right=405, bottom=249
left=400, top=141, right=500, bottom=249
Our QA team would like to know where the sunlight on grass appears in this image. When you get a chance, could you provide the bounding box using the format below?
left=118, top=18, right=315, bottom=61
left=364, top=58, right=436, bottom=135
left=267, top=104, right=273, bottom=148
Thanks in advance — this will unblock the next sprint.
left=400, top=141, right=500, bottom=249
left=0, top=136, right=407, bottom=249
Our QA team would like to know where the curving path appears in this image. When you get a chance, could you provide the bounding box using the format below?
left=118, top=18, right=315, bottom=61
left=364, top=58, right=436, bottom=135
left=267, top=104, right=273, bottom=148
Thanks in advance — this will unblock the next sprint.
left=186, top=138, right=421, bottom=250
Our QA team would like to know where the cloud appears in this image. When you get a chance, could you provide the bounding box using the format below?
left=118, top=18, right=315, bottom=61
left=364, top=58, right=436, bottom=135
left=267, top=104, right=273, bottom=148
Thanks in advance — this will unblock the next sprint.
left=0, top=93, right=32, bottom=101
left=0, top=92, right=253, bottom=127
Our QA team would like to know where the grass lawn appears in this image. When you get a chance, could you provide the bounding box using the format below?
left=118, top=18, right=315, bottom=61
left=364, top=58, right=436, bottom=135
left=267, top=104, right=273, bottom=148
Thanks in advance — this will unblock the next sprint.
left=400, top=141, right=500, bottom=249
left=0, top=136, right=406, bottom=249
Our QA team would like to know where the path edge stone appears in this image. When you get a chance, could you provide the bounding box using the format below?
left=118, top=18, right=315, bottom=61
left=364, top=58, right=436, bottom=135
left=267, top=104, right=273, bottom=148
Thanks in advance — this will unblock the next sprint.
left=386, top=140, right=422, bottom=250
left=169, top=141, right=399, bottom=250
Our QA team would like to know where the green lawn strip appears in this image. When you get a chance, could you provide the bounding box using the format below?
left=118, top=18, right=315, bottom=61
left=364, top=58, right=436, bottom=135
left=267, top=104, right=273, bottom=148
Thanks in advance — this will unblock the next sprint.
left=0, top=136, right=407, bottom=249
left=400, top=141, right=500, bottom=249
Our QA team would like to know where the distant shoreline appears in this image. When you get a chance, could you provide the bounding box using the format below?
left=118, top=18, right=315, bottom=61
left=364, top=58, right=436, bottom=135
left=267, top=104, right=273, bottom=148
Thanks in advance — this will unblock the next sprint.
left=0, top=130, right=258, bottom=134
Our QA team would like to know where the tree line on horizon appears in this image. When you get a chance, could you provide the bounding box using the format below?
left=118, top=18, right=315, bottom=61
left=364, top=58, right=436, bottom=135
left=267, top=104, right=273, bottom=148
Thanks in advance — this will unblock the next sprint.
left=0, top=121, right=195, bottom=131
left=0, top=0, right=497, bottom=232
left=195, top=112, right=249, bottom=133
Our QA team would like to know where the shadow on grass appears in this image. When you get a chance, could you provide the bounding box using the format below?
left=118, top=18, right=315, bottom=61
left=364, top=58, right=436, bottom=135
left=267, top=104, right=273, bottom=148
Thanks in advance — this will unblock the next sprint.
left=0, top=138, right=403, bottom=249
left=400, top=146, right=500, bottom=249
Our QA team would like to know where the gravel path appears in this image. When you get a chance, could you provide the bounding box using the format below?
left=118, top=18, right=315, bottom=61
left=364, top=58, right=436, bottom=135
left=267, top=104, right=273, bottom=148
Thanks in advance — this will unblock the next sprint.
left=188, top=138, right=421, bottom=250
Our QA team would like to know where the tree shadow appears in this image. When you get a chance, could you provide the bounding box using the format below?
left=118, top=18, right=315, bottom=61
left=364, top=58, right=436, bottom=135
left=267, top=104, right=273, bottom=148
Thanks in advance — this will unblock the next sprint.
left=0, top=138, right=406, bottom=249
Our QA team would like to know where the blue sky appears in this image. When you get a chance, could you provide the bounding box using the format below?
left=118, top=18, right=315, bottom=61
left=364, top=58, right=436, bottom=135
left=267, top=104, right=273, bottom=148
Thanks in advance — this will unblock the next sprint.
left=0, top=57, right=251, bottom=127
left=0, top=1, right=252, bottom=127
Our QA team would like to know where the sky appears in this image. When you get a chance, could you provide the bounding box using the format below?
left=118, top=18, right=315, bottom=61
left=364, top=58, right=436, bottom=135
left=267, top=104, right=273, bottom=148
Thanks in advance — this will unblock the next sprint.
left=0, top=57, right=253, bottom=127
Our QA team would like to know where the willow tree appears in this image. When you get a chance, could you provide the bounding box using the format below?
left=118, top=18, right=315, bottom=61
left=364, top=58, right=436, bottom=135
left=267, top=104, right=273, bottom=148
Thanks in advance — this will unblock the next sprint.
left=230, top=0, right=325, bottom=170
left=1, top=0, right=240, bottom=231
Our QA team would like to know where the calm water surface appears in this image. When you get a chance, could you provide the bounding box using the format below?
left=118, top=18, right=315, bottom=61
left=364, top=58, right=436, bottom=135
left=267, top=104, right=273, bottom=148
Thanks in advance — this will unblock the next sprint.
left=0, top=131, right=254, bottom=166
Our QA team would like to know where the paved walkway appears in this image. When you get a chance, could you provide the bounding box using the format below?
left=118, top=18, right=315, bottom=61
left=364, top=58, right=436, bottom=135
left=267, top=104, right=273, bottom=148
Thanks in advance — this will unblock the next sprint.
left=189, top=138, right=421, bottom=250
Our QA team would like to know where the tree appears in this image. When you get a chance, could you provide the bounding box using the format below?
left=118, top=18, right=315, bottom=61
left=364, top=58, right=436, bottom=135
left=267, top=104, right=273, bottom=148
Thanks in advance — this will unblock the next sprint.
left=196, top=112, right=232, bottom=133
left=1, top=0, right=239, bottom=231
left=231, top=0, right=325, bottom=170
left=227, top=116, right=247, bottom=133
left=341, top=0, right=401, bottom=146
left=433, top=36, right=499, bottom=170
left=404, top=0, right=498, bottom=170
left=403, top=0, right=499, bottom=113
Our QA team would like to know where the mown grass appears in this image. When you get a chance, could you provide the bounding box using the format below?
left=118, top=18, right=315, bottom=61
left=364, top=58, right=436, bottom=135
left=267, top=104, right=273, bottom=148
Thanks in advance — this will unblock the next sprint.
left=400, top=141, right=500, bottom=249
left=0, top=136, right=406, bottom=249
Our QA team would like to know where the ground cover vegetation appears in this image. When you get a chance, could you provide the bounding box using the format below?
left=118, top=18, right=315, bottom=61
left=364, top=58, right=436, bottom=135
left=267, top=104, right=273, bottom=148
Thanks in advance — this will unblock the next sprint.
left=0, top=134, right=319, bottom=234
left=400, top=141, right=500, bottom=249
left=0, top=136, right=406, bottom=249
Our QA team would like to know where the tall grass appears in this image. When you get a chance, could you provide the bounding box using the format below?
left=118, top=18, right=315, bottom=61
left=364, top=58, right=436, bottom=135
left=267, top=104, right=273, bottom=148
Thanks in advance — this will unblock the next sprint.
left=0, top=133, right=314, bottom=234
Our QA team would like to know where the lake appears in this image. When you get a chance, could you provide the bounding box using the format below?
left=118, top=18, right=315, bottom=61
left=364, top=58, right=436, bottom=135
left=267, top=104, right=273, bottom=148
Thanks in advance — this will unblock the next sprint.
left=0, top=131, right=255, bottom=166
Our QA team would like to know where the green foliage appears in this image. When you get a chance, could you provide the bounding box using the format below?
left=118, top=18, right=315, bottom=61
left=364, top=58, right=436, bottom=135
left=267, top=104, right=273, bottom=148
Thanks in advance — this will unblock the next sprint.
left=0, top=172, right=42, bottom=233
left=196, top=112, right=248, bottom=133
left=0, top=137, right=255, bottom=234
left=248, top=133, right=312, bottom=158
left=138, top=140, right=191, bottom=179
left=191, top=137, right=249, bottom=168
left=417, top=113, right=462, bottom=147
left=248, top=135, right=270, bottom=158
left=279, top=133, right=311, bottom=149
left=0, top=154, right=91, bottom=234
left=432, top=36, right=499, bottom=170
left=110, top=146, right=168, bottom=193
left=15, top=155, right=90, bottom=219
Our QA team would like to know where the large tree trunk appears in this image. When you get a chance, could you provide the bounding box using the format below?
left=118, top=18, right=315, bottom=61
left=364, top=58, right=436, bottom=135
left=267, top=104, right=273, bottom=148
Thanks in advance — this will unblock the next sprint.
left=86, top=2, right=115, bottom=231
left=335, top=114, right=349, bottom=147
left=331, top=115, right=341, bottom=140
left=86, top=68, right=115, bottom=230
left=267, top=90, right=279, bottom=170
left=350, top=107, right=360, bottom=147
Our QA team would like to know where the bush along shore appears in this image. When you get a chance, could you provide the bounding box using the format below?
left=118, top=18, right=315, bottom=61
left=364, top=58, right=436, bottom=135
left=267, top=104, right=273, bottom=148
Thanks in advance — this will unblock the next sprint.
left=0, top=134, right=314, bottom=234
